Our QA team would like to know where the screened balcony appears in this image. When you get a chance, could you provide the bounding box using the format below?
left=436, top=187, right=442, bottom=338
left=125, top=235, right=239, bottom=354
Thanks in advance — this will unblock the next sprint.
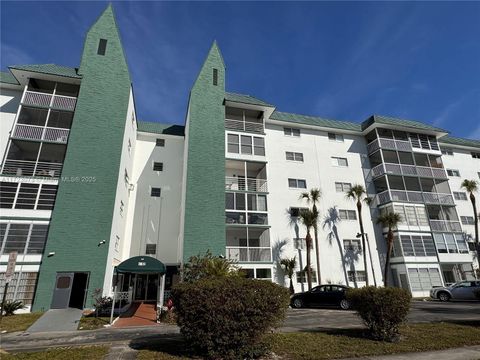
left=226, top=227, right=272, bottom=262
left=225, top=107, right=264, bottom=134
left=225, top=160, right=267, bottom=192
left=22, top=79, right=79, bottom=112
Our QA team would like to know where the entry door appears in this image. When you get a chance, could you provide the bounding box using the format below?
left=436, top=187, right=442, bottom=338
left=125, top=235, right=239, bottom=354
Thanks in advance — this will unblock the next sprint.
left=51, top=272, right=74, bottom=309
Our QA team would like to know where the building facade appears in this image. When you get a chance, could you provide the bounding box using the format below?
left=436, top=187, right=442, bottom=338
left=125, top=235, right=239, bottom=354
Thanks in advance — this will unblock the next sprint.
left=0, top=5, right=478, bottom=311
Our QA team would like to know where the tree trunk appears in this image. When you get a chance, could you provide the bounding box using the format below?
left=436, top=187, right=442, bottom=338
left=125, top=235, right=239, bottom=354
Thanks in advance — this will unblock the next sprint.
left=357, top=200, right=369, bottom=286
left=470, top=193, right=480, bottom=272
left=384, top=228, right=393, bottom=287
left=306, top=230, right=313, bottom=291
left=313, top=204, right=322, bottom=285
left=289, top=277, right=294, bottom=294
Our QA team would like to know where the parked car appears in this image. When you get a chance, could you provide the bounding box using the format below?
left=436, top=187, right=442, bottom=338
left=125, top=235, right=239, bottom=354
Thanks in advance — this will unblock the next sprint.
left=290, top=284, right=350, bottom=309
left=430, top=280, right=480, bottom=301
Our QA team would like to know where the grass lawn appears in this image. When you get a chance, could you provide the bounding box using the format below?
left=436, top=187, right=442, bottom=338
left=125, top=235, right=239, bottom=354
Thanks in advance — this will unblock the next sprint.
left=2, top=346, right=108, bottom=360
left=136, top=322, right=480, bottom=360
left=77, top=316, right=111, bottom=330
left=0, top=312, right=44, bottom=333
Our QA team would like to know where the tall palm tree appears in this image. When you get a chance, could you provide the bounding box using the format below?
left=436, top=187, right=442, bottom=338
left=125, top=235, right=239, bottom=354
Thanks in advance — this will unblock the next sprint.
left=280, top=257, right=297, bottom=294
left=299, top=208, right=317, bottom=290
left=346, top=185, right=370, bottom=286
left=461, top=179, right=480, bottom=270
left=376, top=211, right=402, bottom=287
left=300, top=188, right=322, bottom=284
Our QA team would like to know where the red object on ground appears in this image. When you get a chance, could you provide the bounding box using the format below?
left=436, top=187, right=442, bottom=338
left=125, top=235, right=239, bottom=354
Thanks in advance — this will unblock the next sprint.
left=112, top=302, right=159, bottom=328
left=166, top=298, right=173, bottom=310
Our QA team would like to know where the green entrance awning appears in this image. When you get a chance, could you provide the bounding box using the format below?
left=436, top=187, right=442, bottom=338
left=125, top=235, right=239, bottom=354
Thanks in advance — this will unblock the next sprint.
left=116, top=256, right=166, bottom=275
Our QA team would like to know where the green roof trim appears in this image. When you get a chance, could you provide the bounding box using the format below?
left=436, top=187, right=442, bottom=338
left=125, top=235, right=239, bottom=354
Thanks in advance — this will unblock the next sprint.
left=137, top=121, right=185, bottom=136
left=270, top=110, right=361, bottom=131
left=438, top=135, right=480, bottom=149
left=0, top=71, right=19, bottom=85
left=9, top=64, right=81, bottom=79
left=225, top=92, right=274, bottom=107
left=361, top=115, right=448, bottom=133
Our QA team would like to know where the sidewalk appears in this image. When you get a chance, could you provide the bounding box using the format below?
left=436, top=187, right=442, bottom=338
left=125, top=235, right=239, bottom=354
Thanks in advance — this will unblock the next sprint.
left=344, top=345, right=480, bottom=360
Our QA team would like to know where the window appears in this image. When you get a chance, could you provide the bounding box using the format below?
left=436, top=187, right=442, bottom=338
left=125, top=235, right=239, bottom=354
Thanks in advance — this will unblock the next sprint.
left=225, top=192, right=246, bottom=211
left=227, top=134, right=239, bottom=153
left=441, top=149, right=453, bottom=156
left=146, top=244, right=156, bottom=255
left=338, top=209, right=357, bottom=220
left=399, top=234, right=436, bottom=257
left=153, top=162, right=163, bottom=171
left=472, top=152, right=480, bottom=159
left=1, top=182, right=57, bottom=210
left=331, top=157, right=348, bottom=167
left=115, top=236, right=120, bottom=251
left=156, top=138, right=165, bottom=147
left=247, top=194, right=267, bottom=211
left=151, top=187, right=161, bottom=197
left=296, top=270, right=317, bottom=283
left=343, top=239, right=361, bottom=252
left=348, top=271, right=366, bottom=282
left=408, top=133, right=439, bottom=151
left=289, top=207, right=307, bottom=217
left=255, top=268, right=271, bottom=279
left=1, top=223, right=48, bottom=255
left=335, top=182, right=351, bottom=192
left=293, top=237, right=307, bottom=250
left=284, top=127, right=300, bottom=137
left=328, top=133, right=344, bottom=142
left=285, top=152, right=304, bottom=162
left=227, top=134, right=264, bottom=156
left=14, top=183, right=39, bottom=209
left=253, top=137, right=265, bottom=156
left=433, top=233, right=468, bottom=254
left=0, top=272, right=38, bottom=305
left=128, top=139, right=131, bottom=154
left=408, top=268, right=442, bottom=291
left=97, top=39, right=107, bottom=55
left=213, top=68, right=218, bottom=86
left=446, top=169, right=460, bottom=177
left=120, top=200, right=124, bottom=217
left=124, top=169, right=129, bottom=184
left=461, top=216, right=475, bottom=225
left=288, top=178, right=307, bottom=189
left=453, top=192, right=468, bottom=201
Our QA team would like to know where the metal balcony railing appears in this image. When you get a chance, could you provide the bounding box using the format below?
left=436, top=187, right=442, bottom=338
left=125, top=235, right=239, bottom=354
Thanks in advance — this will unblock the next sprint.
left=429, top=220, right=463, bottom=233
left=367, top=138, right=412, bottom=154
left=225, top=176, right=268, bottom=192
left=1, top=159, right=63, bottom=178
left=12, top=124, right=70, bottom=144
left=225, top=118, right=264, bottom=134
left=226, top=247, right=272, bottom=262
left=371, top=163, right=447, bottom=179
left=376, top=189, right=454, bottom=206
left=22, top=91, right=77, bottom=111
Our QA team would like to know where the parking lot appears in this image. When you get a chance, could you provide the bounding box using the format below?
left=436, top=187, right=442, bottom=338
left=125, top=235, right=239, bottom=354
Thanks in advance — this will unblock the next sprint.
left=282, top=300, right=480, bottom=332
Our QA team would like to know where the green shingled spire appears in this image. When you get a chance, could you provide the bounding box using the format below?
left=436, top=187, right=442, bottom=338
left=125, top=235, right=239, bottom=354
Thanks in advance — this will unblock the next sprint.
left=182, top=41, right=226, bottom=261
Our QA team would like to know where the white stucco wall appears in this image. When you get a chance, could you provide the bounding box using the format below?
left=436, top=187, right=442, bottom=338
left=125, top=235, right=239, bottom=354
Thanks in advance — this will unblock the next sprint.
left=0, top=88, right=22, bottom=161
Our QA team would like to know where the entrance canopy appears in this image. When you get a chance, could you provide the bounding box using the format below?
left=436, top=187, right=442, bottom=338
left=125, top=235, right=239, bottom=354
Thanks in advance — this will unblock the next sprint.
left=116, top=256, right=166, bottom=275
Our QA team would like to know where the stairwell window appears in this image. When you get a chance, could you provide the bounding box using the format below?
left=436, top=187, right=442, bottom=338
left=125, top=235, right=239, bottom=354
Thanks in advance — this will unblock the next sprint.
left=146, top=244, right=156, bottom=255
left=151, top=187, right=161, bottom=197
left=156, top=138, right=165, bottom=147
left=153, top=162, right=163, bottom=171
left=331, top=157, right=348, bottom=167
left=97, top=39, right=107, bottom=55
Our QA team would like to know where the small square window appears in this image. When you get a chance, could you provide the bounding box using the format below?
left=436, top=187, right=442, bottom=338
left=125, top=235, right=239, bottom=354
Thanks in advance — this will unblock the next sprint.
left=97, top=39, right=107, bottom=56
left=471, top=152, right=480, bottom=159
left=446, top=169, right=460, bottom=177
left=213, top=68, right=218, bottom=86
left=153, top=162, right=163, bottom=171
left=328, top=133, right=344, bottom=142
left=146, top=244, right=156, bottom=255
left=151, top=188, right=161, bottom=197
left=156, top=138, right=165, bottom=147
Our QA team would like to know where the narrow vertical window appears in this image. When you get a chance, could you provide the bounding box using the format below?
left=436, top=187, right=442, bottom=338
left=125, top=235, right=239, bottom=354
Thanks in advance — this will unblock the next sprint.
left=213, top=68, right=218, bottom=86
left=97, top=39, right=107, bottom=55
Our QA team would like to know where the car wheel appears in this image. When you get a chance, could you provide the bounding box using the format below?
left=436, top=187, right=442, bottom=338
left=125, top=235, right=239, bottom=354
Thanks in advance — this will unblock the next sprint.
left=438, top=292, right=451, bottom=302
left=340, top=299, right=350, bottom=310
left=292, top=298, right=304, bottom=308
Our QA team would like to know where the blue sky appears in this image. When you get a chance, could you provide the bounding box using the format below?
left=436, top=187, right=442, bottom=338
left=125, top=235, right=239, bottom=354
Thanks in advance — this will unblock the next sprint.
left=1, top=1, right=479, bottom=139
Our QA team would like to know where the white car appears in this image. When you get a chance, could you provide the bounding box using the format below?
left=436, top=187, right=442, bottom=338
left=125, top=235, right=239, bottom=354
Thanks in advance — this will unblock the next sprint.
left=430, top=281, right=480, bottom=301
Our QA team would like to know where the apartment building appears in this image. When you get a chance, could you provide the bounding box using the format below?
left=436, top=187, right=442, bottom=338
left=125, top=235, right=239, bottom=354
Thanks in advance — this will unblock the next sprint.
left=0, top=5, right=478, bottom=311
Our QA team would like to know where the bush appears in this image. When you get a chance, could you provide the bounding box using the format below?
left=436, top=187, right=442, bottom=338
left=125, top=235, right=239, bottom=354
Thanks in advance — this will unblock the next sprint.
left=347, top=286, right=411, bottom=341
left=182, top=250, right=242, bottom=283
left=1, top=300, right=26, bottom=316
left=172, top=277, right=290, bottom=359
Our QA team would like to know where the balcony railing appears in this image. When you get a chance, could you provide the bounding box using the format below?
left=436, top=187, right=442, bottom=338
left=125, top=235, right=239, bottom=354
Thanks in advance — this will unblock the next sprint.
left=22, top=91, right=77, bottom=111
left=225, top=118, right=264, bottom=134
left=367, top=138, right=412, bottom=154
left=429, top=220, right=463, bottom=233
left=225, top=176, right=268, bottom=192
left=371, top=163, right=447, bottom=179
left=226, top=247, right=272, bottom=262
left=1, top=159, right=63, bottom=178
left=12, top=124, right=70, bottom=144
left=225, top=212, right=268, bottom=225
left=376, top=189, right=454, bottom=206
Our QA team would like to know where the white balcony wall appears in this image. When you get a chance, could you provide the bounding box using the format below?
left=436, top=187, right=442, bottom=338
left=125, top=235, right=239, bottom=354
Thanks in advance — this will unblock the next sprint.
left=0, top=88, right=22, bottom=160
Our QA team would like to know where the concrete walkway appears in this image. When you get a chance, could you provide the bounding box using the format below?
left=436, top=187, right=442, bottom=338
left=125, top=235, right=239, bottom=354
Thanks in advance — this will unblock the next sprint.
left=27, top=308, right=83, bottom=333
left=346, top=345, right=480, bottom=360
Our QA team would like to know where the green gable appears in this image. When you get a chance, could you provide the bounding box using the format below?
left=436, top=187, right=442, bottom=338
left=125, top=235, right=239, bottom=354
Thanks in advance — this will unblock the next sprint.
left=270, top=110, right=361, bottom=131
left=439, top=135, right=480, bottom=149
left=225, top=92, right=274, bottom=107
left=137, top=121, right=185, bottom=136
left=9, top=64, right=81, bottom=79
left=361, top=114, right=448, bottom=133
left=0, top=71, right=19, bottom=85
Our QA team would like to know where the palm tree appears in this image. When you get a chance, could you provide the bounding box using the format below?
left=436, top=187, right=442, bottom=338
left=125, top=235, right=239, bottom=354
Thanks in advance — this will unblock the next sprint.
left=299, top=208, right=317, bottom=290
left=346, top=185, right=370, bottom=286
left=461, top=179, right=480, bottom=270
left=376, top=212, right=402, bottom=287
left=300, top=188, right=322, bottom=284
left=280, top=257, right=297, bottom=294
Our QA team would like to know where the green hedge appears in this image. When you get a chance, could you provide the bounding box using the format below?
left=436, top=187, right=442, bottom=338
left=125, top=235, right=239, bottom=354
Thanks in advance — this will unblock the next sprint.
left=172, top=277, right=290, bottom=359
left=347, top=286, right=411, bottom=341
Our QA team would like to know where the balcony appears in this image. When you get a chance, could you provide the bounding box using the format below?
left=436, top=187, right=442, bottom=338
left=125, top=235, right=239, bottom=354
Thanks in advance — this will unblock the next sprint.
left=225, top=212, right=268, bottom=225
left=12, top=124, right=69, bottom=144
left=376, top=189, right=454, bottom=206
left=367, top=138, right=412, bottom=154
left=225, top=118, right=264, bottom=134
left=22, top=91, right=77, bottom=112
left=226, top=247, right=272, bottom=262
left=1, top=160, right=63, bottom=178
left=225, top=176, right=267, bottom=192
left=371, top=163, right=447, bottom=179
left=429, top=220, right=463, bottom=233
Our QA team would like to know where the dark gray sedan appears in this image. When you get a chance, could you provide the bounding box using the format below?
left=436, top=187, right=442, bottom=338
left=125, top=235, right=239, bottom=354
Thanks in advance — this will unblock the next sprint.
left=430, top=280, right=480, bottom=301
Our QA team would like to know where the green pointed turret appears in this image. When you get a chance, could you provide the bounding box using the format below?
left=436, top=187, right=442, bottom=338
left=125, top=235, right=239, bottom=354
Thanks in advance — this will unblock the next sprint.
left=182, top=41, right=226, bottom=261
left=33, top=4, right=131, bottom=311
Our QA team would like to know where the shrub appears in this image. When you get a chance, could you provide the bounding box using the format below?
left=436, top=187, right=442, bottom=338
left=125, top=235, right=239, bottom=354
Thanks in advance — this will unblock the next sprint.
left=172, top=277, right=290, bottom=359
left=182, top=250, right=242, bottom=283
left=347, top=286, right=411, bottom=341
left=1, top=300, right=26, bottom=316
